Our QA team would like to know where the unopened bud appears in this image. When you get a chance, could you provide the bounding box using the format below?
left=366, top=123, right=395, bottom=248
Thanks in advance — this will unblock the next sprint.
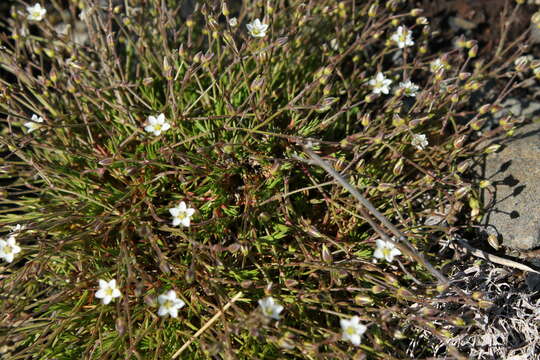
left=532, top=12, right=540, bottom=26
left=361, top=113, right=370, bottom=127
left=455, top=186, right=470, bottom=199
left=514, top=55, right=532, bottom=72
left=410, top=8, right=423, bottom=16
left=453, top=134, right=467, bottom=148
left=368, top=3, right=378, bottom=17
left=321, top=244, right=333, bottom=263
left=354, top=295, right=373, bottom=305
left=457, top=160, right=471, bottom=173
left=484, top=144, right=501, bottom=153
left=222, top=2, right=230, bottom=16
left=251, top=76, right=264, bottom=91
left=393, top=158, right=404, bottom=176
left=416, top=17, right=429, bottom=25
left=468, top=45, right=478, bottom=58
left=479, top=180, right=491, bottom=188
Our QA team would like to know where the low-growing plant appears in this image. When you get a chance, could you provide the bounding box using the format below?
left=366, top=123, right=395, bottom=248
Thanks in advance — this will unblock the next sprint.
left=0, top=0, right=535, bottom=358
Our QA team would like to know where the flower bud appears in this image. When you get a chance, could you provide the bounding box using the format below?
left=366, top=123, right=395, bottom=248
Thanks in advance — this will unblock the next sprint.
left=453, top=134, right=467, bottom=148
left=532, top=12, right=540, bottom=27
left=468, top=45, right=478, bottom=58
left=222, top=2, right=230, bottom=16
left=457, top=160, right=471, bottom=173
left=484, top=144, right=501, bottom=153
left=458, top=72, right=471, bottom=80
left=410, top=8, right=423, bottom=16
left=515, top=55, right=531, bottom=72
left=455, top=186, right=470, bottom=199
left=416, top=17, right=429, bottom=25
left=479, top=180, right=491, bottom=188
left=393, top=158, right=404, bottom=175
left=368, top=3, right=378, bottom=17
left=321, top=244, right=333, bottom=264
left=478, top=104, right=491, bottom=115
left=354, top=295, right=373, bottom=305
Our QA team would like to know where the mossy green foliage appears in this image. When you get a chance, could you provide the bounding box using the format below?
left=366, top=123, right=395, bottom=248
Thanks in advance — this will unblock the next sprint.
left=0, top=0, right=529, bottom=358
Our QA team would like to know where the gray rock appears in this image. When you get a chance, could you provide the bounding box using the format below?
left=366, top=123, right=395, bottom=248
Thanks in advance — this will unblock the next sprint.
left=481, top=121, right=540, bottom=250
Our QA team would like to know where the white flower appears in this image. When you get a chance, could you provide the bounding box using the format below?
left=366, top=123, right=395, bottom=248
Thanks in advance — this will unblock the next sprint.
left=397, top=80, right=420, bottom=97
left=391, top=26, right=414, bottom=48
left=430, top=58, right=445, bottom=73
left=258, top=296, right=284, bottom=320
left=0, top=235, right=22, bottom=263
left=229, top=17, right=238, bottom=27
left=95, top=279, right=122, bottom=305
left=9, top=224, right=26, bottom=235
left=373, top=239, right=402, bottom=262
left=340, top=316, right=367, bottom=346
left=157, top=290, right=186, bottom=318
left=144, top=113, right=170, bottom=136
left=368, top=72, right=392, bottom=95
left=24, top=114, right=44, bottom=133
left=169, top=201, right=195, bottom=227
left=411, top=133, right=429, bottom=151
left=27, top=3, right=47, bottom=21
left=246, top=19, right=269, bottom=38
left=330, top=38, right=339, bottom=51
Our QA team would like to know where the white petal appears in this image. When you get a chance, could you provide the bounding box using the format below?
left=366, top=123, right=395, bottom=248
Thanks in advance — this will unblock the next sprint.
left=157, top=113, right=165, bottom=124
left=108, top=279, right=117, bottom=288
left=11, top=244, right=21, bottom=254
left=340, top=318, right=351, bottom=329
left=172, top=218, right=181, bottom=226
left=158, top=294, right=168, bottom=304
left=144, top=125, right=154, bottom=133
left=169, top=207, right=180, bottom=216
left=102, top=296, right=112, bottom=305
left=178, top=202, right=187, bottom=211
left=99, top=279, right=108, bottom=289
left=158, top=306, right=169, bottom=317
left=349, top=334, right=361, bottom=346
left=167, top=290, right=177, bottom=299
left=185, top=208, right=195, bottom=217
left=95, top=289, right=106, bottom=299
left=7, top=237, right=17, bottom=246
left=4, top=253, right=14, bottom=263
left=161, top=123, right=170, bottom=131
left=153, top=130, right=161, bottom=136
left=181, top=217, right=191, bottom=227
left=148, top=116, right=157, bottom=125
left=175, top=299, right=186, bottom=309
left=169, top=308, right=179, bottom=318
left=112, top=288, right=121, bottom=298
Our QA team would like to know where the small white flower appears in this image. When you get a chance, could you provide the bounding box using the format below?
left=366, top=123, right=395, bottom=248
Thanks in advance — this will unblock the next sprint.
left=246, top=18, right=269, bottom=38
left=9, top=224, right=26, bottom=235
left=95, top=279, right=122, bottom=305
left=373, top=239, right=402, bottom=262
left=411, top=133, right=429, bottom=151
left=391, top=26, right=414, bottom=48
left=24, top=114, right=44, bottom=133
left=169, top=201, right=195, bottom=227
left=329, top=38, right=339, bottom=51
left=397, top=80, right=420, bottom=97
left=430, top=58, right=445, bottom=73
left=229, top=17, right=238, bottom=27
left=0, top=236, right=22, bottom=263
left=340, top=316, right=367, bottom=346
left=27, top=3, right=47, bottom=22
left=368, top=72, right=392, bottom=95
left=157, top=290, right=186, bottom=318
left=144, top=113, right=170, bottom=136
left=258, top=296, right=284, bottom=320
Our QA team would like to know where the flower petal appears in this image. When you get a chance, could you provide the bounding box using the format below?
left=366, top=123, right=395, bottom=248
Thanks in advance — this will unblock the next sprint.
left=99, top=279, right=108, bottom=289
left=181, top=217, right=191, bottom=227
left=158, top=306, right=169, bottom=316
left=157, top=113, right=165, bottom=124
left=172, top=218, right=181, bottom=226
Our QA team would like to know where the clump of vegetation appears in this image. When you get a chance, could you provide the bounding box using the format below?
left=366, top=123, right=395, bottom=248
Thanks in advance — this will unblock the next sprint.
left=0, top=0, right=534, bottom=358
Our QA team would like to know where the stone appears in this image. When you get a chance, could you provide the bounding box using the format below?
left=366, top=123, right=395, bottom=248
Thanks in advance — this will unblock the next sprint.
left=481, top=121, right=540, bottom=250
